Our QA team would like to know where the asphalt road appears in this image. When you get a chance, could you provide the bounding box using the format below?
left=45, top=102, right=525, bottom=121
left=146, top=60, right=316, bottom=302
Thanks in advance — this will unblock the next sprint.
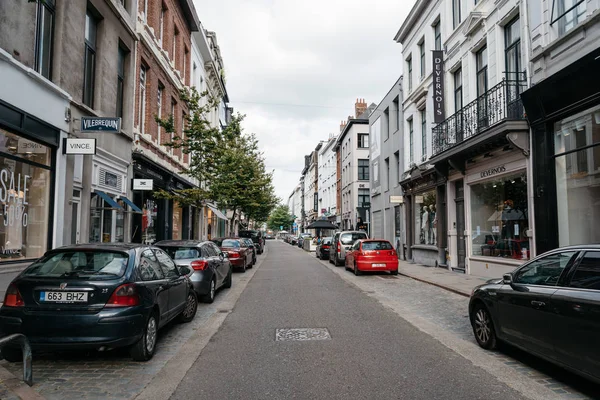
left=171, top=240, right=524, bottom=400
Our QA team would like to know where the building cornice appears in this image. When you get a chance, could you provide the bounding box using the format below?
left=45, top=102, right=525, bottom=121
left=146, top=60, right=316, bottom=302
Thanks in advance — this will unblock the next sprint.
left=394, top=0, right=433, bottom=44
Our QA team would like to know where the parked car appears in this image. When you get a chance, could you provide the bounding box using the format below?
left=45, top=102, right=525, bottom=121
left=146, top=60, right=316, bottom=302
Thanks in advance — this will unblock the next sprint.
left=329, top=231, right=369, bottom=266
left=240, top=238, right=257, bottom=265
left=290, top=236, right=298, bottom=246
left=265, top=233, right=274, bottom=240
left=316, top=237, right=333, bottom=260
left=239, top=230, right=264, bottom=254
left=345, top=240, right=398, bottom=276
left=298, top=233, right=311, bottom=248
left=0, top=243, right=198, bottom=362
left=211, top=238, right=253, bottom=273
left=155, top=240, right=232, bottom=304
left=469, top=245, right=600, bottom=384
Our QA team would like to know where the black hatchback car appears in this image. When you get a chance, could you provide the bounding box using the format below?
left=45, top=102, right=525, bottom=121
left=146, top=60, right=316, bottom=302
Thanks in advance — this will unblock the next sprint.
left=469, top=245, right=600, bottom=383
left=0, top=243, right=198, bottom=362
left=238, top=230, right=264, bottom=254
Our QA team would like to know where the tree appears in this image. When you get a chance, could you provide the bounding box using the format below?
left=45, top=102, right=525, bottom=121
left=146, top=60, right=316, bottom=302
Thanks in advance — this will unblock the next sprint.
left=267, top=205, right=295, bottom=231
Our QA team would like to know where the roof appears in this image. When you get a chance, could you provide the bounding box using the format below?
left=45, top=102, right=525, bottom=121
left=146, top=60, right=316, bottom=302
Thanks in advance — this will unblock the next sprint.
left=178, top=0, right=200, bottom=31
left=154, top=240, right=206, bottom=247
left=335, top=117, right=369, bottom=147
left=50, top=243, right=144, bottom=252
left=394, top=0, right=432, bottom=44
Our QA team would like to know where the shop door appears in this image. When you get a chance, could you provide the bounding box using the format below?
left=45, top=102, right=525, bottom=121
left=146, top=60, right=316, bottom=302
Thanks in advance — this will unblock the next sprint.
left=71, top=189, right=81, bottom=244
left=455, top=180, right=466, bottom=270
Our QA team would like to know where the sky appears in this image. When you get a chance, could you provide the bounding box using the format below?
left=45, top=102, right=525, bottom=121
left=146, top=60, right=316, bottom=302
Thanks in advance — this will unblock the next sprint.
left=193, top=0, right=416, bottom=202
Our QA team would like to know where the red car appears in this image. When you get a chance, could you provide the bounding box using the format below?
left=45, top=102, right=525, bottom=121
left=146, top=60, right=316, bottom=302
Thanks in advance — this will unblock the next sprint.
left=212, top=238, right=253, bottom=273
left=345, top=239, right=399, bottom=276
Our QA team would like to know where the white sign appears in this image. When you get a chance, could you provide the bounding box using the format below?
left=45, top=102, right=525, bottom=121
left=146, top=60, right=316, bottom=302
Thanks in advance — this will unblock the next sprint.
left=18, top=139, right=46, bottom=154
left=63, top=138, right=96, bottom=155
left=133, top=179, right=153, bottom=191
left=0, top=168, right=30, bottom=228
left=390, top=195, right=404, bottom=204
left=415, top=195, right=424, bottom=204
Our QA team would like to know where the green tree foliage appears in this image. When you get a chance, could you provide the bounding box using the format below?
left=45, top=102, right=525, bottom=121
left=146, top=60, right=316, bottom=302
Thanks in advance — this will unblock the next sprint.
left=267, top=205, right=295, bottom=231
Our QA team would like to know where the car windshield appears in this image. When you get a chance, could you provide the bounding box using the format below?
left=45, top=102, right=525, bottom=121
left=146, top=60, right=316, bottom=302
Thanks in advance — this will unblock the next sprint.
left=22, top=251, right=129, bottom=279
left=160, top=247, right=200, bottom=260
left=362, top=241, right=393, bottom=250
left=340, top=232, right=368, bottom=245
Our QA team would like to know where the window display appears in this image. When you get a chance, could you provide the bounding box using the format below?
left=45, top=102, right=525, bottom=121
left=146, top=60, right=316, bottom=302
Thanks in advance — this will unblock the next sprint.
left=172, top=203, right=182, bottom=240
left=142, top=198, right=158, bottom=244
left=470, top=172, right=529, bottom=259
left=415, top=190, right=437, bottom=245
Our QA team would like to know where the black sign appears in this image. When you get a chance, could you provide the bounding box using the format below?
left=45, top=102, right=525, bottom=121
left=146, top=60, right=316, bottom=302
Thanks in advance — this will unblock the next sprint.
left=480, top=165, right=506, bottom=178
left=81, top=117, right=121, bottom=132
left=433, top=50, right=445, bottom=123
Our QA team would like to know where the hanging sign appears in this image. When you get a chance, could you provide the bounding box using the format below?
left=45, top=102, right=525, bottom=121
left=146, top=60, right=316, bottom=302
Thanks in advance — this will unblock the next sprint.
left=81, top=117, right=121, bottom=132
left=133, top=179, right=153, bottom=191
left=433, top=50, right=445, bottom=123
left=390, top=195, right=404, bottom=203
left=63, top=138, right=97, bottom=155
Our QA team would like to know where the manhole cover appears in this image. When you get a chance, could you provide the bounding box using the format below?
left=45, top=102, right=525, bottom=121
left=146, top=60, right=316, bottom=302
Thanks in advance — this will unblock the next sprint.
left=275, top=328, right=331, bottom=341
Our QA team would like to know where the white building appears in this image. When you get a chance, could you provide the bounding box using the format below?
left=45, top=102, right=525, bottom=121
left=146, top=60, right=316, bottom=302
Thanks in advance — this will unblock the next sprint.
left=318, top=136, right=338, bottom=222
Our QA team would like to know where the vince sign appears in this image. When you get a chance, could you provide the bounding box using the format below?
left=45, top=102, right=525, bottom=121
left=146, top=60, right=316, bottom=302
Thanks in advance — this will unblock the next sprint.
left=433, top=50, right=445, bottom=123
left=63, top=138, right=97, bottom=155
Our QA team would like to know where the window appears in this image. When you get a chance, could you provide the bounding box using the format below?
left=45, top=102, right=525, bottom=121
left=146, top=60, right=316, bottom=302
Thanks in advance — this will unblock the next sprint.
left=172, top=27, right=179, bottom=64
left=183, top=48, right=189, bottom=83
left=394, top=151, right=400, bottom=184
left=35, top=0, right=55, bottom=79
left=142, top=0, right=148, bottom=22
left=415, top=190, right=437, bottom=245
left=384, top=107, right=390, bottom=141
left=341, top=232, right=367, bottom=245
left=358, top=189, right=370, bottom=208
left=118, top=0, right=126, bottom=9
left=116, top=45, right=127, bottom=118
left=570, top=251, right=600, bottom=289
left=314, top=192, right=318, bottom=211
left=83, top=9, right=99, bottom=107
left=157, top=83, right=163, bottom=143
left=454, top=68, right=463, bottom=112
left=453, top=0, right=462, bottom=29
left=362, top=241, right=393, bottom=250
left=505, top=17, right=521, bottom=82
left=139, top=65, right=147, bottom=134
left=433, top=20, right=442, bottom=51
left=408, top=119, right=414, bottom=163
left=170, top=99, right=176, bottom=152
left=358, top=133, right=368, bottom=148
left=553, top=0, right=586, bottom=36
left=476, top=46, right=488, bottom=97
left=385, top=158, right=390, bottom=191
left=470, top=172, right=529, bottom=259
left=358, top=159, right=369, bottom=181
left=159, top=6, right=165, bottom=47
left=421, top=109, right=427, bottom=159
left=393, top=96, right=400, bottom=133
left=154, top=249, right=179, bottom=279
left=419, top=41, right=425, bottom=78
left=513, top=251, right=577, bottom=286
left=139, top=249, right=164, bottom=281
left=407, top=56, right=413, bottom=92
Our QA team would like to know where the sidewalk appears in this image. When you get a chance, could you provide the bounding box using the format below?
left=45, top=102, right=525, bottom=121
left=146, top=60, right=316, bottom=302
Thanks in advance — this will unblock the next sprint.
left=397, top=260, right=492, bottom=297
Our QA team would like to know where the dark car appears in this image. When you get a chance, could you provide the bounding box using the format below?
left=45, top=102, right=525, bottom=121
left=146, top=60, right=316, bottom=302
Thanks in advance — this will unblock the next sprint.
left=239, top=230, right=264, bottom=254
left=155, top=240, right=232, bottom=304
left=212, top=238, right=253, bottom=273
left=469, top=245, right=600, bottom=384
left=316, top=237, right=332, bottom=260
left=240, top=238, right=257, bottom=265
left=0, top=243, right=198, bottom=362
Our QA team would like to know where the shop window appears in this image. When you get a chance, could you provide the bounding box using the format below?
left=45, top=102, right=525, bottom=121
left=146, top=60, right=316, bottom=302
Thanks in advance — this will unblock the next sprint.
left=90, top=193, right=125, bottom=243
left=172, top=202, right=182, bottom=240
left=142, top=198, right=158, bottom=244
left=470, top=172, right=529, bottom=259
left=415, top=190, right=437, bottom=245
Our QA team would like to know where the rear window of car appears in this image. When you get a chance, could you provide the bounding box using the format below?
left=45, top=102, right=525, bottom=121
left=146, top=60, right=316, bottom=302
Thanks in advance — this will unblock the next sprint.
left=239, top=231, right=259, bottom=238
left=362, top=241, right=393, bottom=250
left=219, top=239, right=240, bottom=248
left=340, top=232, right=368, bottom=245
left=160, top=247, right=200, bottom=260
left=23, top=251, right=129, bottom=279
left=323, top=238, right=332, bottom=245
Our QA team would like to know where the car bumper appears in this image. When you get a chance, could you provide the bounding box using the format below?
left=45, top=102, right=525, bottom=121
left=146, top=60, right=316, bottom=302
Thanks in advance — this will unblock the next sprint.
left=189, top=270, right=213, bottom=295
left=356, top=261, right=398, bottom=272
left=229, top=258, right=245, bottom=268
left=0, top=306, right=147, bottom=350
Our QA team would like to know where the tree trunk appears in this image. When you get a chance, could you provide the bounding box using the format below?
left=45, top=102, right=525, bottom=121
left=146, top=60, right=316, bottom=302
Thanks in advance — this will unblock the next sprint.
left=228, top=208, right=237, bottom=236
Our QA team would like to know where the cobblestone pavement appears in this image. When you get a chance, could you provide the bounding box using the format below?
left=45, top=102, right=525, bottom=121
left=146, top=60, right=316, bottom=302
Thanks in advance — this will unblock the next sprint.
left=319, top=260, right=600, bottom=400
left=0, top=268, right=258, bottom=400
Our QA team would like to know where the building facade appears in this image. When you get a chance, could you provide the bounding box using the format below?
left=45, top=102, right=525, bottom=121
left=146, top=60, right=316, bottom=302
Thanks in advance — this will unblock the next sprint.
left=369, top=77, right=405, bottom=256
left=318, top=136, right=338, bottom=223
left=303, top=144, right=321, bottom=233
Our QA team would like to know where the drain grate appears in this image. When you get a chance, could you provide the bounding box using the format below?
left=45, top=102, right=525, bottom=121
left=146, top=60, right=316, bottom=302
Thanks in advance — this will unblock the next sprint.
left=275, top=328, right=331, bottom=341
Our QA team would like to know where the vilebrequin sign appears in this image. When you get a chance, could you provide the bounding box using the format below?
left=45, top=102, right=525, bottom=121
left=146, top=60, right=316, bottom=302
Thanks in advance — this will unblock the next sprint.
left=433, top=50, right=445, bottom=123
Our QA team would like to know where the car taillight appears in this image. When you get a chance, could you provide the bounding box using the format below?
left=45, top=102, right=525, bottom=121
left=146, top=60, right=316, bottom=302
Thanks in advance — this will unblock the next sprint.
left=191, top=260, right=208, bottom=271
left=4, top=284, right=24, bottom=307
left=391, top=250, right=397, bottom=256
left=323, top=245, right=329, bottom=249
left=229, top=251, right=240, bottom=258
left=337, top=243, right=341, bottom=253
left=106, top=284, right=140, bottom=307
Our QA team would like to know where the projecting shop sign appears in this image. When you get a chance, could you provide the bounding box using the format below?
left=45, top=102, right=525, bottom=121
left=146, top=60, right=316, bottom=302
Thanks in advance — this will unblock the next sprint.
left=432, top=50, right=445, bottom=123
left=63, top=138, right=97, bottom=155
left=133, top=179, right=154, bottom=191
left=81, top=117, right=121, bottom=132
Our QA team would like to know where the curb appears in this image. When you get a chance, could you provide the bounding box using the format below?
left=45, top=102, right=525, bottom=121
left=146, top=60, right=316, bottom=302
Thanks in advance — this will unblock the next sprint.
left=0, top=364, right=45, bottom=400
left=397, top=271, right=471, bottom=297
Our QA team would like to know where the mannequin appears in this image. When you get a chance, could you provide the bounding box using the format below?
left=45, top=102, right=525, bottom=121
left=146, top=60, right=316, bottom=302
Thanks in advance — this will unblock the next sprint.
left=430, top=205, right=436, bottom=245
left=421, top=206, right=429, bottom=244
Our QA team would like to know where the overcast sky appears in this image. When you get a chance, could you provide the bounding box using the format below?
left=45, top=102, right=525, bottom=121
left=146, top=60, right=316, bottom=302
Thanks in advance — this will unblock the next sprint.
left=194, top=0, right=415, bottom=202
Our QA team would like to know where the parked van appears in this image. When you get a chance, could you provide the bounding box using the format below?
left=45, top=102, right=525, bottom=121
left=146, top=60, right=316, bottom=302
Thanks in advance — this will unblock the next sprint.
left=329, top=231, right=368, bottom=266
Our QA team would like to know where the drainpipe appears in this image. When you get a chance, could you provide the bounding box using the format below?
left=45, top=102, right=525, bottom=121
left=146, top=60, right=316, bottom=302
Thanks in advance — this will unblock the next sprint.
left=522, top=0, right=533, bottom=87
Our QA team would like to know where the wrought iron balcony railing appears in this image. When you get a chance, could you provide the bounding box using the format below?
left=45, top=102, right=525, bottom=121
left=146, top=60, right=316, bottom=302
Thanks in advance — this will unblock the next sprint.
left=432, top=72, right=527, bottom=156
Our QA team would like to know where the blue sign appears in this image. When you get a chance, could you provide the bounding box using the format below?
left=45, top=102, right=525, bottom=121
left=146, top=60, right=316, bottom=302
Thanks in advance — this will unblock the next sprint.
left=81, top=117, right=121, bottom=132
left=293, top=222, right=297, bottom=227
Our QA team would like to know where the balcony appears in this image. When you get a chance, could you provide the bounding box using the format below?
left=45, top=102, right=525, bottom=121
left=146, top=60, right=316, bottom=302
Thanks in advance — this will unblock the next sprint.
left=432, top=73, right=528, bottom=157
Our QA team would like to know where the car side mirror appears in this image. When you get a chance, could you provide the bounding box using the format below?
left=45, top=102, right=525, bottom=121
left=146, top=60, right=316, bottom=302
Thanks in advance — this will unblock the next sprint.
left=179, top=266, right=192, bottom=275
left=502, top=273, right=512, bottom=285
left=220, top=252, right=228, bottom=259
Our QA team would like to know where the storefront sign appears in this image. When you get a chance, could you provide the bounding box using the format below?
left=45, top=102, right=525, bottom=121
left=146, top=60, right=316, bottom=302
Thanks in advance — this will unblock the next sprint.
left=81, top=117, right=121, bottom=133
left=433, top=50, right=445, bottom=123
left=133, top=179, right=153, bottom=191
left=390, top=195, right=404, bottom=203
left=415, top=195, right=424, bottom=204
left=63, top=138, right=96, bottom=155
left=0, top=168, right=30, bottom=227
left=480, top=165, right=506, bottom=178
left=17, top=139, right=46, bottom=154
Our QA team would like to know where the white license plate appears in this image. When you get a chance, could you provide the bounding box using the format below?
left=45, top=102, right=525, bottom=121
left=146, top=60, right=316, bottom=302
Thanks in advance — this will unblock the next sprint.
left=40, top=291, right=88, bottom=303
left=372, top=263, right=386, bottom=267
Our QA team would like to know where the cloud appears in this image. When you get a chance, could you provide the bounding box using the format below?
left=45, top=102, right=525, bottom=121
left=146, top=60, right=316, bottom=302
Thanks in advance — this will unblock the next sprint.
left=193, top=0, right=415, bottom=201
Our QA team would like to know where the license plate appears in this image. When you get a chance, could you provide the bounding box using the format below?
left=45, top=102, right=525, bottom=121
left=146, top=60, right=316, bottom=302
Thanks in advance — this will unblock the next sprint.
left=373, top=263, right=386, bottom=267
left=40, top=291, right=88, bottom=303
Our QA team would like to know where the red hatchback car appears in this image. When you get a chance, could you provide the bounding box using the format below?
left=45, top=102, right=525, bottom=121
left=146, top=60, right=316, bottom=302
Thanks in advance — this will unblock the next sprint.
left=345, top=240, right=399, bottom=276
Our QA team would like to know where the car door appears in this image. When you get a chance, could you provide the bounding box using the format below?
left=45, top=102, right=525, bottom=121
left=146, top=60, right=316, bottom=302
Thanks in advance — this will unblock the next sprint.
left=495, top=250, right=579, bottom=358
left=202, top=243, right=221, bottom=286
left=137, top=249, right=169, bottom=324
left=154, top=248, right=187, bottom=322
left=347, top=241, right=359, bottom=267
left=551, top=250, right=600, bottom=378
left=331, top=233, right=340, bottom=262
left=211, top=242, right=229, bottom=280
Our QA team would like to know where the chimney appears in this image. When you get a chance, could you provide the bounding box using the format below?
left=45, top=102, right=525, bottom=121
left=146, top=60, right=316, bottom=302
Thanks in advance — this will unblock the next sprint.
left=340, top=120, right=346, bottom=133
left=355, top=98, right=367, bottom=118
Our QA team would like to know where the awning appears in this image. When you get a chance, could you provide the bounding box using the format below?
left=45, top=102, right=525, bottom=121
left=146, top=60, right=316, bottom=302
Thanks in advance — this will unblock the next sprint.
left=94, top=190, right=123, bottom=210
left=119, top=196, right=142, bottom=213
left=207, top=204, right=228, bottom=221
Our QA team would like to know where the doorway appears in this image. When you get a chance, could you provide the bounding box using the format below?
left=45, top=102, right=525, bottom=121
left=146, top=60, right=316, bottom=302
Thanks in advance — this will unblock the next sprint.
left=70, top=189, right=81, bottom=245
left=455, top=180, right=466, bottom=271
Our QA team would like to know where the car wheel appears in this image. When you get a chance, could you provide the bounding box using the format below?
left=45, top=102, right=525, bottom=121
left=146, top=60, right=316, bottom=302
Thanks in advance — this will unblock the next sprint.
left=224, top=268, right=233, bottom=289
left=202, top=279, right=216, bottom=304
left=130, top=313, right=158, bottom=361
left=354, top=263, right=362, bottom=276
left=179, top=292, right=198, bottom=323
left=471, top=303, right=497, bottom=350
left=1, top=347, right=22, bottom=363
left=391, top=269, right=399, bottom=276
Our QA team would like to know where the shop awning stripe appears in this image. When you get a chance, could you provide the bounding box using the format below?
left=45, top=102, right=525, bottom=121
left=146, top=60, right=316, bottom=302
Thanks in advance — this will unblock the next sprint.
left=94, top=190, right=124, bottom=210
left=207, top=204, right=228, bottom=221
left=120, top=196, right=142, bottom=213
